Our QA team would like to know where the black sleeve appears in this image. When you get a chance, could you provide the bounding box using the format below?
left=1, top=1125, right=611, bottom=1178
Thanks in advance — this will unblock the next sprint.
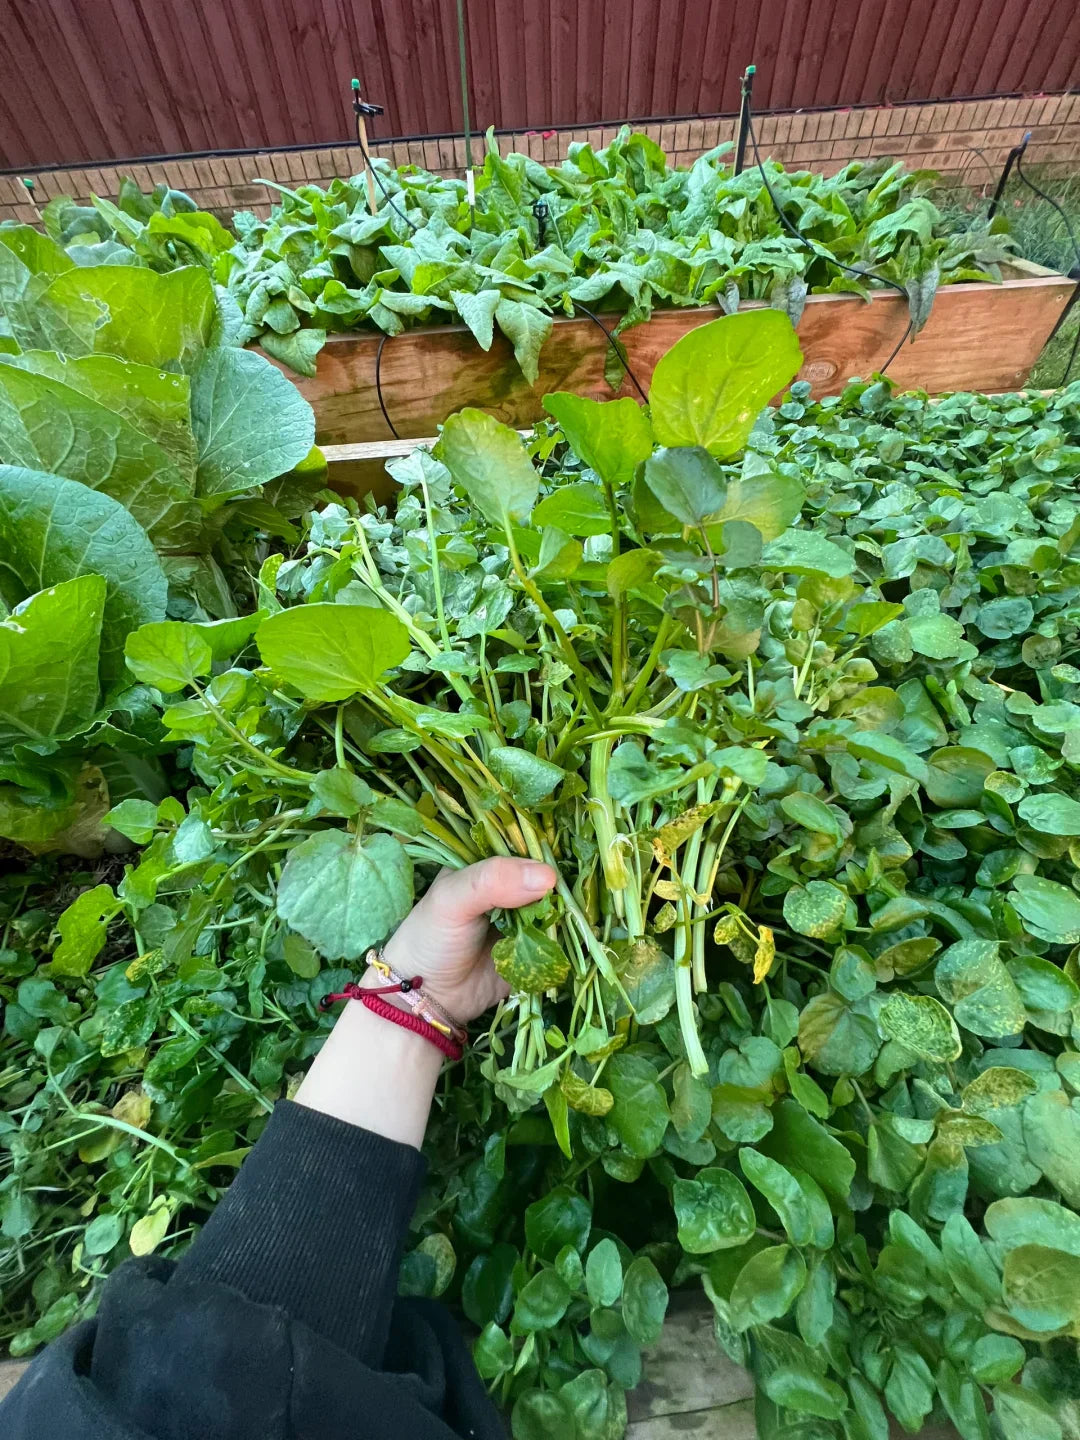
left=0, top=1102, right=504, bottom=1440
left=171, top=1100, right=424, bottom=1366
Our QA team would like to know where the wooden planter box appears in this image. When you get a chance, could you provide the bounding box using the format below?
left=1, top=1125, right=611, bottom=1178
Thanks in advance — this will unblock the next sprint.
left=274, top=261, right=1073, bottom=451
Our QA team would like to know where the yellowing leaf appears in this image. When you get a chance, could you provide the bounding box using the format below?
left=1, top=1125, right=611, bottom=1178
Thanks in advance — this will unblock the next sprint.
left=754, top=926, right=776, bottom=984
left=129, top=1198, right=171, bottom=1256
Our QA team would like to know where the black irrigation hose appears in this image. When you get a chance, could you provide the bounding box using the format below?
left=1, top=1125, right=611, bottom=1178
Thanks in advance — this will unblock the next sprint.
left=1013, top=152, right=1080, bottom=387
left=374, top=332, right=400, bottom=440
left=354, top=129, right=419, bottom=235
left=572, top=301, right=650, bottom=403
left=746, top=111, right=914, bottom=375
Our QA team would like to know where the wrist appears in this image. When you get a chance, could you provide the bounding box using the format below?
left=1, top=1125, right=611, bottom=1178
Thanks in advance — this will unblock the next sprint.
left=294, top=996, right=443, bottom=1149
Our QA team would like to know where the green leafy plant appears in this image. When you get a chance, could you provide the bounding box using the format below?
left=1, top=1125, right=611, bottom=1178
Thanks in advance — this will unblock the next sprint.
left=5, top=317, right=1080, bottom=1440
left=36, top=128, right=1021, bottom=379
left=0, top=227, right=320, bottom=851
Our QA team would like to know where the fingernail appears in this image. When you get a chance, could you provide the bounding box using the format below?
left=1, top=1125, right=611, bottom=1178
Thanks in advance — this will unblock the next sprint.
left=523, top=862, right=554, bottom=891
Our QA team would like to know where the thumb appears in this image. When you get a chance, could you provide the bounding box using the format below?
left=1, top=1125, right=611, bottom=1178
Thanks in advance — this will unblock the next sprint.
left=428, top=857, right=556, bottom=927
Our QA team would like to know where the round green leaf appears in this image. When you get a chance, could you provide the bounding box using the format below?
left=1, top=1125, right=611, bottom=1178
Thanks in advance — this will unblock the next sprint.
left=1002, top=1244, right=1080, bottom=1332
left=649, top=310, right=803, bottom=458
left=492, top=925, right=571, bottom=994
left=730, top=1244, right=807, bottom=1330
left=524, top=1187, right=592, bottom=1263
left=879, top=993, right=962, bottom=1062
left=924, top=747, right=996, bottom=807
left=276, top=830, right=413, bottom=961
left=125, top=621, right=213, bottom=692
left=1017, top=792, right=1080, bottom=836
left=257, top=603, right=411, bottom=703
left=621, top=1256, right=668, bottom=1344
left=1010, top=875, right=1080, bottom=943
left=83, top=1212, right=124, bottom=1256
left=541, top=392, right=653, bottom=491
left=605, top=1053, right=670, bottom=1157
left=585, top=1238, right=623, bottom=1308
left=438, top=408, right=539, bottom=527
left=672, top=1166, right=756, bottom=1253
left=513, top=1268, right=571, bottom=1330
left=783, top=881, right=847, bottom=938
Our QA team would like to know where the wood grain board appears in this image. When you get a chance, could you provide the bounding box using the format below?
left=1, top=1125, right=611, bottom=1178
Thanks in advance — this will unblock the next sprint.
left=276, top=263, right=1073, bottom=447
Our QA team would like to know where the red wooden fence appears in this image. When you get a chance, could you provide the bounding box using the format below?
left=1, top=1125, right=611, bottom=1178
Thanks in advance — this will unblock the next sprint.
left=2, top=0, right=1078, bottom=170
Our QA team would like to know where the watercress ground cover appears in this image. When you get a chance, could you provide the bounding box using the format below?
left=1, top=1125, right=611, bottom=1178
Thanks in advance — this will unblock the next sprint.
left=31, top=129, right=1019, bottom=380
left=5, top=313, right=1080, bottom=1440
left=0, top=229, right=321, bottom=853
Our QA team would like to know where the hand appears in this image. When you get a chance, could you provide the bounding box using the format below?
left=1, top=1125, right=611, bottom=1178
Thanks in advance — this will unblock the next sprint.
left=382, top=857, right=556, bottom=1024
left=296, top=857, right=556, bottom=1146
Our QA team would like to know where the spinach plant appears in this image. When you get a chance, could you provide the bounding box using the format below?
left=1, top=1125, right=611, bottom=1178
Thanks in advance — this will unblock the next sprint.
left=39, top=128, right=1019, bottom=380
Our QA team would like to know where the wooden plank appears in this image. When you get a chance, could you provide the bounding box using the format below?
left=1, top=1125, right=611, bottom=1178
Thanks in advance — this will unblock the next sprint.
left=276, top=270, right=1074, bottom=448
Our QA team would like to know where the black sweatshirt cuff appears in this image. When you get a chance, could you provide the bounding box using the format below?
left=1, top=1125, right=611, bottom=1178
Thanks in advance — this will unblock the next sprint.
left=171, top=1100, right=425, bottom=1366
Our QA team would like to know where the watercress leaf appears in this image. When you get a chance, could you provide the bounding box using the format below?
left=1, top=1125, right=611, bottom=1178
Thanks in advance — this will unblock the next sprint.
left=513, top=1268, right=571, bottom=1330
left=510, top=1390, right=575, bottom=1440
left=532, top=482, right=612, bottom=537
left=783, top=881, right=847, bottom=938
left=83, top=1212, right=125, bottom=1257
left=125, top=622, right=213, bottom=692
left=730, top=1245, right=807, bottom=1330
left=100, top=994, right=161, bottom=1057
left=1022, top=1090, right=1080, bottom=1208
left=524, top=1187, right=591, bottom=1262
left=706, top=457, right=804, bottom=542
left=1010, top=875, right=1080, bottom=943
left=542, top=392, right=653, bottom=490
left=472, top=1321, right=513, bottom=1379
left=438, top=408, right=539, bottom=527
left=740, top=1148, right=813, bottom=1246
left=105, top=798, right=159, bottom=845
left=621, top=1256, right=668, bottom=1343
left=761, top=530, right=855, bottom=578
left=602, top=1052, right=670, bottom=1158
left=585, top=1238, right=623, bottom=1307
left=128, top=1198, right=172, bottom=1256
left=991, top=1383, right=1062, bottom=1440
left=1017, top=792, right=1080, bottom=836
left=984, top=1197, right=1080, bottom=1256
left=642, top=445, right=726, bottom=527
left=488, top=745, right=565, bottom=806
left=1001, top=1244, right=1080, bottom=1332
left=969, top=1335, right=1024, bottom=1386
left=257, top=602, right=411, bottom=702
left=50, top=884, right=118, bottom=978
left=492, top=925, right=571, bottom=993
left=277, top=830, right=414, bottom=961
left=310, top=767, right=375, bottom=817
left=649, top=310, right=802, bottom=458
left=879, top=993, right=962, bottom=1063
left=672, top=1166, right=756, bottom=1252
left=461, top=1243, right=518, bottom=1327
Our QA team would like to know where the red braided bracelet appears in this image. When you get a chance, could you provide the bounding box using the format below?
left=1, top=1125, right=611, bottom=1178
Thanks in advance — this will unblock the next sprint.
left=320, top=981, right=464, bottom=1061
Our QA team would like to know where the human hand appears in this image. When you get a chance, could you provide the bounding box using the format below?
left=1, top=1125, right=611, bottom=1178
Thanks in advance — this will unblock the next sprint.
left=381, top=857, right=556, bottom=1024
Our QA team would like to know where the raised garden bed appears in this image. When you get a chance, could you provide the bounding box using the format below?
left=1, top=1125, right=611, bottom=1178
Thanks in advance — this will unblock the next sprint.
left=275, top=260, right=1072, bottom=446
